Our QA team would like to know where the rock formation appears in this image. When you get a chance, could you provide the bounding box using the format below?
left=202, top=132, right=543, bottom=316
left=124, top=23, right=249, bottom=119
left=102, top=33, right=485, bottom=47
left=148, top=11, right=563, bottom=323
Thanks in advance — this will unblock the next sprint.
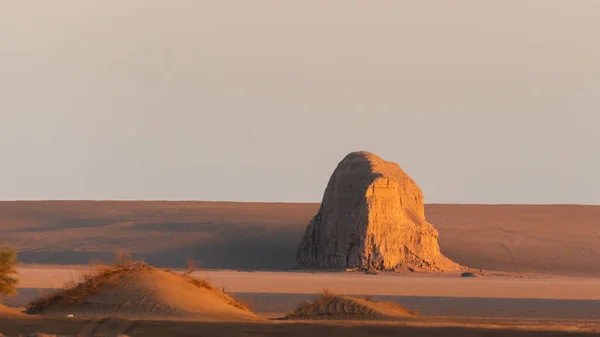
left=296, top=151, right=460, bottom=272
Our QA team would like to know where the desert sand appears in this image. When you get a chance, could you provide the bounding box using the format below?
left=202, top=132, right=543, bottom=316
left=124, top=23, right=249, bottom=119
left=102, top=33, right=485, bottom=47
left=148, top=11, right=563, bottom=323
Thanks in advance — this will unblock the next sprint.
left=23, top=262, right=258, bottom=322
left=0, top=304, right=22, bottom=317
left=2, top=201, right=600, bottom=336
left=284, top=292, right=417, bottom=320
left=7, top=266, right=600, bottom=320
left=2, top=201, right=600, bottom=276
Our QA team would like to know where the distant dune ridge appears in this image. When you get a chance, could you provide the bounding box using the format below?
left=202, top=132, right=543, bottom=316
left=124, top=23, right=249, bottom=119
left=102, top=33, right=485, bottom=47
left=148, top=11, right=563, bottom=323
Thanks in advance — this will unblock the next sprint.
left=1, top=197, right=600, bottom=276
left=297, top=151, right=461, bottom=272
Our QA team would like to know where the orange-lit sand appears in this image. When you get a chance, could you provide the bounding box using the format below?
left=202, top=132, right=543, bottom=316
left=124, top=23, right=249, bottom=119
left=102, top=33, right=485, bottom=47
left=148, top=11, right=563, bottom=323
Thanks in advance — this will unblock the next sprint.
left=3, top=201, right=600, bottom=336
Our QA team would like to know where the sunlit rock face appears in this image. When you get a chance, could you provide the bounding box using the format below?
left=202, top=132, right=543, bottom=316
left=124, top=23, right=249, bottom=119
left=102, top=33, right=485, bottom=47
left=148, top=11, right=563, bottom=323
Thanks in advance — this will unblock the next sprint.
left=297, top=151, right=461, bottom=272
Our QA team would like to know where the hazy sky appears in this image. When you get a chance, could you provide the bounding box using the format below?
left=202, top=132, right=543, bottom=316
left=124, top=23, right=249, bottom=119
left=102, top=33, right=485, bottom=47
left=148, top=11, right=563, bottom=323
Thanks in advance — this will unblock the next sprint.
left=1, top=1, right=599, bottom=204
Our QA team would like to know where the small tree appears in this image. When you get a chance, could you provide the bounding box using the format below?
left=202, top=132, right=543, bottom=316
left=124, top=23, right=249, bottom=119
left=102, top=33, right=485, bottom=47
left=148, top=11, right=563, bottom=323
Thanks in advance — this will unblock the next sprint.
left=0, top=247, right=18, bottom=298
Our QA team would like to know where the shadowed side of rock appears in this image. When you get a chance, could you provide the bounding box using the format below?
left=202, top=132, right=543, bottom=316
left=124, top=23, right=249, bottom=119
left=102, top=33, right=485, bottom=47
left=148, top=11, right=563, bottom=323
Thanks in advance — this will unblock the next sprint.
left=296, top=151, right=461, bottom=272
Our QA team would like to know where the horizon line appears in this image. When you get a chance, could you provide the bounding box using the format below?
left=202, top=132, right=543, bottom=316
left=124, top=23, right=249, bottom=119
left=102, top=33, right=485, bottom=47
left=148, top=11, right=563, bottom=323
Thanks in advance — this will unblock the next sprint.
left=0, top=199, right=598, bottom=206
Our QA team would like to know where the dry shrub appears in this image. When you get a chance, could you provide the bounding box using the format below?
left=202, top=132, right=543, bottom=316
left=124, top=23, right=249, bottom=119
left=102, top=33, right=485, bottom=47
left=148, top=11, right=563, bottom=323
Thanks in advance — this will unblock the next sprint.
left=295, top=300, right=312, bottom=308
left=88, top=257, right=108, bottom=269
left=180, top=273, right=214, bottom=291
left=184, top=256, right=199, bottom=276
left=177, top=272, right=251, bottom=312
left=113, top=250, right=134, bottom=268
left=227, top=297, right=252, bottom=312
left=225, top=292, right=254, bottom=312
left=25, top=252, right=151, bottom=314
left=0, top=246, right=18, bottom=298
left=286, top=288, right=340, bottom=319
left=319, top=288, right=337, bottom=300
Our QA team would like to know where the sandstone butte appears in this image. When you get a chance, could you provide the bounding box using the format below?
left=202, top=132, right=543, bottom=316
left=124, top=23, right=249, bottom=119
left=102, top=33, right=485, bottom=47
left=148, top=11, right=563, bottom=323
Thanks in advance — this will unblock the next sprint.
left=296, top=151, right=462, bottom=272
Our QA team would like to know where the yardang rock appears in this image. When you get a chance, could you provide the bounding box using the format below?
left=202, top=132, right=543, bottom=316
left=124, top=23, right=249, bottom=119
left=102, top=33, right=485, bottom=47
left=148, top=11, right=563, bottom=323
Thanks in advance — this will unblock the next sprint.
left=296, top=151, right=460, bottom=272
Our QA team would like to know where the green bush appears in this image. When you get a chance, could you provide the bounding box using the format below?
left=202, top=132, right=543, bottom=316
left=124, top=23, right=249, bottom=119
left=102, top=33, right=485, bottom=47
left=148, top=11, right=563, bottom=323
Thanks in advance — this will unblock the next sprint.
left=0, top=247, right=18, bottom=297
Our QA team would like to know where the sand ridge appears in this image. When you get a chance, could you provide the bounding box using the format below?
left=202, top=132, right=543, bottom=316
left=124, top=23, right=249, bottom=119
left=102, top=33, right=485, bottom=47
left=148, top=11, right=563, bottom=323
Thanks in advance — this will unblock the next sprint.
left=0, top=303, right=23, bottom=317
left=285, top=291, right=416, bottom=321
left=24, top=261, right=259, bottom=321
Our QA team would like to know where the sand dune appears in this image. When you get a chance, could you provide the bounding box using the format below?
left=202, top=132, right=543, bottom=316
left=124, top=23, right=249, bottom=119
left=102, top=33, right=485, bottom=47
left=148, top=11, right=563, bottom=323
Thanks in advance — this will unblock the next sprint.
left=23, top=262, right=258, bottom=321
left=285, top=292, right=416, bottom=321
left=0, top=303, right=23, bottom=317
left=1, top=201, right=600, bottom=276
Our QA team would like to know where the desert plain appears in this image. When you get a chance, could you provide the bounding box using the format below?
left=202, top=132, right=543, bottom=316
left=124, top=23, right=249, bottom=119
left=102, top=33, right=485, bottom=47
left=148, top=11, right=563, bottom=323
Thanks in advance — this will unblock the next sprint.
left=2, top=200, right=600, bottom=336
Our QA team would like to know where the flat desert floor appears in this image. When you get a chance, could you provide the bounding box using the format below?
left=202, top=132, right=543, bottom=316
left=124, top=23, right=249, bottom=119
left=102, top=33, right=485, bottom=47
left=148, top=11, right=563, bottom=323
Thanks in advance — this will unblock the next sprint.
left=2, top=201, right=600, bottom=336
left=7, top=267, right=600, bottom=320
left=4, top=268, right=600, bottom=336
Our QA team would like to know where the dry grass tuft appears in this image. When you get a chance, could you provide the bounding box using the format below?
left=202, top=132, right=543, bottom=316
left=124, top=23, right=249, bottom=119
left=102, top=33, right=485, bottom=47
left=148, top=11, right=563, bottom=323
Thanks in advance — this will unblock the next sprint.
left=286, top=288, right=339, bottom=319
left=177, top=272, right=215, bottom=291
left=227, top=293, right=255, bottom=312
left=113, top=250, right=135, bottom=268
left=176, top=272, right=251, bottom=312
left=318, top=288, right=337, bottom=300
left=184, top=256, right=199, bottom=276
